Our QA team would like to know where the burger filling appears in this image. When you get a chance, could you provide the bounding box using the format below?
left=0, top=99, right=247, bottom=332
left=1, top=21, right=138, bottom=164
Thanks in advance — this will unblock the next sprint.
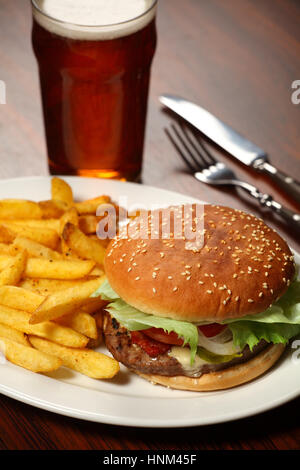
left=93, top=278, right=300, bottom=377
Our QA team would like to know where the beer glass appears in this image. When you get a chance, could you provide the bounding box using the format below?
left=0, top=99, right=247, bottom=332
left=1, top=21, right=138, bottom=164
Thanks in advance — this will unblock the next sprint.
left=31, top=0, right=157, bottom=181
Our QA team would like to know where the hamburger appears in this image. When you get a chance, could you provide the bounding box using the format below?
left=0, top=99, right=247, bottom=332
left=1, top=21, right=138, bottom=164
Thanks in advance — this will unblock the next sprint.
left=93, top=204, right=300, bottom=391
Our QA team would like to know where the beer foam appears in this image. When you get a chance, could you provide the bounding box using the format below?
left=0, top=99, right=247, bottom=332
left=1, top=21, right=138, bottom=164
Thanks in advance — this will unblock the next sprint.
left=33, top=0, right=156, bottom=40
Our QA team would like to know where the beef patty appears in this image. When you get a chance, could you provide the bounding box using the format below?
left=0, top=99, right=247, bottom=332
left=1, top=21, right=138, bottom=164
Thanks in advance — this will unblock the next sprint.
left=103, top=314, right=268, bottom=377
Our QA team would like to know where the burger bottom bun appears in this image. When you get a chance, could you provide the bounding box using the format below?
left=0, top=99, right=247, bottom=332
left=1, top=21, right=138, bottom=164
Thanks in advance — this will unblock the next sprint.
left=135, top=343, right=285, bottom=391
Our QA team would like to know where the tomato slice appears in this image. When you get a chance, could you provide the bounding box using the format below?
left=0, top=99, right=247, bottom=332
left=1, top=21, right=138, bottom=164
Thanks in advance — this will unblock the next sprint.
left=131, top=331, right=171, bottom=357
left=198, top=323, right=227, bottom=338
left=143, top=328, right=184, bottom=346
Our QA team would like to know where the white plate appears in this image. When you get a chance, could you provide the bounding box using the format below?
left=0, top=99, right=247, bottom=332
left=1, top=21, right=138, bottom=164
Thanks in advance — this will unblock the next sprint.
left=0, top=176, right=299, bottom=428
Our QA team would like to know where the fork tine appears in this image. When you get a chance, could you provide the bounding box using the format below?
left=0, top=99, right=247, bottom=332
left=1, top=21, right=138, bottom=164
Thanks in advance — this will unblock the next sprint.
left=181, top=125, right=217, bottom=166
left=168, top=123, right=208, bottom=170
left=164, top=126, right=197, bottom=173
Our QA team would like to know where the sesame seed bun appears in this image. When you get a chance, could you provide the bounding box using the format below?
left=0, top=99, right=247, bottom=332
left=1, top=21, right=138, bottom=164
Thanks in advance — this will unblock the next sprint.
left=105, top=204, right=295, bottom=322
left=136, top=343, right=286, bottom=391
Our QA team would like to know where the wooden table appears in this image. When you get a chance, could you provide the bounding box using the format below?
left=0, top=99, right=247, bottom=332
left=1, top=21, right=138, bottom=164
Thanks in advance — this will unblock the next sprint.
left=0, top=0, right=299, bottom=450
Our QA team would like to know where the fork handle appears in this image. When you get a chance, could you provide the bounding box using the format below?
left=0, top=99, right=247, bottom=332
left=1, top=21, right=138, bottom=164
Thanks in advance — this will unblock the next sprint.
left=253, top=160, right=300, bottom=205
left=238, top=182, right=300, bottom=230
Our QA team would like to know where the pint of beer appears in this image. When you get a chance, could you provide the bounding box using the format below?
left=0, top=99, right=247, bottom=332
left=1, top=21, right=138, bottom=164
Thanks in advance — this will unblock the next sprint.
left=31, top=0, right=157, bottom=180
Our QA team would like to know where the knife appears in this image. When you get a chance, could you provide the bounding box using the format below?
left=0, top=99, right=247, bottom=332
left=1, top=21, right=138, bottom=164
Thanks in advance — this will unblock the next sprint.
left=160, top=94, right=300, bottom=204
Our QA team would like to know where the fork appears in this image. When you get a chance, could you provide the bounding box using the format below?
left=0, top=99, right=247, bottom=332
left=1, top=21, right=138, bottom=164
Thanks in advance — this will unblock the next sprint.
left=165, top=123, right=300, bottom=230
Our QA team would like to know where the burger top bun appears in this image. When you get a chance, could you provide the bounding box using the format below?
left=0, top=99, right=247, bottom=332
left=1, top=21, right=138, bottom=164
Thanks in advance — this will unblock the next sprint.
left=105, top=204, right=295, bottom=322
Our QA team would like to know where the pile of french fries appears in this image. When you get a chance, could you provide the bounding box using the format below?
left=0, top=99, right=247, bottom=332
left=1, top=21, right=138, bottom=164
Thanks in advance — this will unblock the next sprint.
left=0, top=177, right=119, bottom=379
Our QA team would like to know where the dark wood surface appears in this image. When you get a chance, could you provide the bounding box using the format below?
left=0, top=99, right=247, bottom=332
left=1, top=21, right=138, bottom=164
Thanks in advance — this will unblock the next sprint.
left=0, top=0, right=299, bottom=450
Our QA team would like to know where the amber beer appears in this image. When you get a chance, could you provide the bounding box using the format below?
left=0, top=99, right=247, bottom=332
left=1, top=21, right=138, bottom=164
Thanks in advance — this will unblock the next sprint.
left=31, top=0, right=157, bottom=180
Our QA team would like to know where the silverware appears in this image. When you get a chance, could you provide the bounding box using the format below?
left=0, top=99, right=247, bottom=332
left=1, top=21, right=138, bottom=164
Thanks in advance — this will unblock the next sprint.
left=160, top=94, right=300, bottom=204
left=165, top=122, right=300, bottom=230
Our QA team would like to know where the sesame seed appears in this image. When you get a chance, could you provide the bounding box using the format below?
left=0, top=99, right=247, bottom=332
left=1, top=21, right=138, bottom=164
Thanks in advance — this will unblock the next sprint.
left=173, top=287, right=178, bottom=292
left=128, top=267, right=132, bottom=272
left=206, top=290, right=213, bottom=294
left=248, top=299, right=254, bottom=303
left=153, top=287, right=156, bottom=294
left=135, top=276, right=140, bottom=281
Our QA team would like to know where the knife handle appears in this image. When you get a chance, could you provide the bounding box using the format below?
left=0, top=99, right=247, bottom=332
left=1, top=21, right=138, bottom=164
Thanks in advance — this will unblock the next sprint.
left=254, top=160, right=300, bottom=205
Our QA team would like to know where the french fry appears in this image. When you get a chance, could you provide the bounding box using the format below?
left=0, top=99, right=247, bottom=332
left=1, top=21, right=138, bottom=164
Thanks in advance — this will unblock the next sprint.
left=11, top=236, right=63, bottom=260
left=51, top=177, right=74, bottom=207
left=93, top=311, right=103, bottom=330
left=0, top=199, right=42, bottom=219
left=60, top=239, right=79, bottom=259
left=19, top=278, right=83, bottom=294
left=55, top=310, right=98, bottom=339
left=0, top=219, right=60, bottom=232
left=0, top=225, right=15, bottom=243
left=63, top=223, right=106, bottom=266
left=0, top=251, right=27, bottom=286
left=0, top=256, right=95, bottom=279
left=0, top=323, right=31, bottom=347
left=25, top=258, right=95, bottom=280
left=89, top=266, right=105, bottom=277
left=59, top=208, right=79, bottom=235
left=0, top=336, right=62, bottom=373
left=29, top=336, right=119, bottom=379
left=0, top=286, right=44, bottom=312
left=0, top=255, right=14, bottom=270
left=75, top=196, right=111, bottom=215
left=38, top=199, right=69, bottom=219
left=0, top=223, right=59, bottom=249
left=81, top=297, right=106, bottom=314
left=30, top=276, right=105, bottom=324
left=87, top=311, right=104, bottom=348
left=0, top=243, right=12, bottom=254
left=79, top=215, right=98, bottom=234
left=0, top=304, right=88, bottom=348
left=0, top=179, right=118, bottom=378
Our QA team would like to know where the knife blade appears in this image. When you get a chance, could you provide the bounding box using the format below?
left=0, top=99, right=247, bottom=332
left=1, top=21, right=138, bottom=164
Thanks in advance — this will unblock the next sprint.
left=160, top=94, right=300, bottom=204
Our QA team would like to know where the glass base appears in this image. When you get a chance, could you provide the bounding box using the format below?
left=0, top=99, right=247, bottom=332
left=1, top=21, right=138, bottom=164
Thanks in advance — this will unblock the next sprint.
left=49, top=165, right=141, bottom=182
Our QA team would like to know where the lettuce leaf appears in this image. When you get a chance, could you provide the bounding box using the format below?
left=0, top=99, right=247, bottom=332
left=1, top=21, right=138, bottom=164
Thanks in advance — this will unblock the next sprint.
left=92, top=278, right=300, bottom=359
left=225, top=281, right=300, bottom=350
left=228, top=321, right=300, bottom=351
left=224, top=281, right=300, bottom=325
left=91, top=279, right=119, bottom=300
left=106, top=299, right=198, bottom=363
left=92, top=279, right=198, bottom=363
